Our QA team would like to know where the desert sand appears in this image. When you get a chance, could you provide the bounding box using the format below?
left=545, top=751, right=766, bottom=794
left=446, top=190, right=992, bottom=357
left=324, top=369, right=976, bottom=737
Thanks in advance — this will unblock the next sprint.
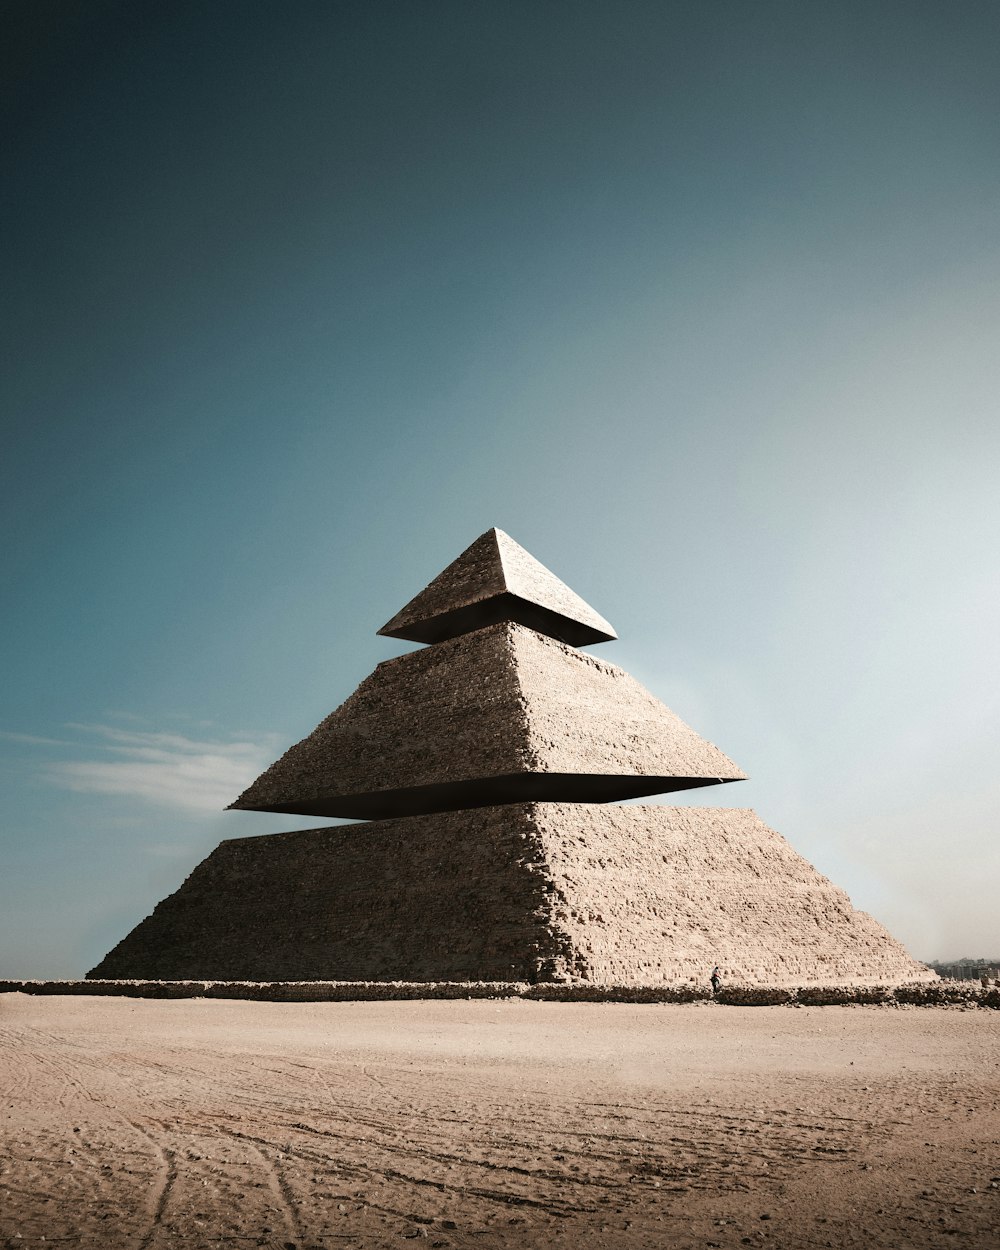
left=1, top=994, right=998, bottom=1249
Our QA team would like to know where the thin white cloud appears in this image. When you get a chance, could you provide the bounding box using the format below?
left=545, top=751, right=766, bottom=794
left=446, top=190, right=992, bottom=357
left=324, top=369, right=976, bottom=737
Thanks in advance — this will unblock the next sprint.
left=0, top=730, right=73, bottom=747
left=32, top=724, right=281, bottom=814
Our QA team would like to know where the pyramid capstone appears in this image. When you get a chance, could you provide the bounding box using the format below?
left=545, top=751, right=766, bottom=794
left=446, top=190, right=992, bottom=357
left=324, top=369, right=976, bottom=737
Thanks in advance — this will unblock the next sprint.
left=378, top=527, right=617, bottom=646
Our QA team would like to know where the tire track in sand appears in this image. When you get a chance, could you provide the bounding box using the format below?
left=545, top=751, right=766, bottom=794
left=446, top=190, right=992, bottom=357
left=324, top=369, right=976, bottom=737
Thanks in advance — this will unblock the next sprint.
left=217, top=1126, right=305, bottom=1247
left=6, top=1025, right=180, bottom=1250
left=135, top=1138, right=177, bottom=1250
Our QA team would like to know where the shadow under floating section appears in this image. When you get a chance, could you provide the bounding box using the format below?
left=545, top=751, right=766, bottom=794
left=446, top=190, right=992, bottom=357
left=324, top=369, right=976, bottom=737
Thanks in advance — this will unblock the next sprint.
left=256, top=771, right=735, bottom=820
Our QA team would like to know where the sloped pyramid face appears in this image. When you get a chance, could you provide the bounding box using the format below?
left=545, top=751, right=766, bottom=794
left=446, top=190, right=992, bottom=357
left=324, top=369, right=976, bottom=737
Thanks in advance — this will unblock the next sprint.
left=378, top=527, right=617, bottom=646
left=89, top=804, right=931, bottom=986
left=229, top=622, right=746, bottom=819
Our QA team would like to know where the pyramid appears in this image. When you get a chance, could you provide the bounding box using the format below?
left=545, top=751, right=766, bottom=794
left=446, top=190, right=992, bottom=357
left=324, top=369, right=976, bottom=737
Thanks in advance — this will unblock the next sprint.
left=90, top=529, right=931, bottom=987
left=378, top=527, right=617, bottom=646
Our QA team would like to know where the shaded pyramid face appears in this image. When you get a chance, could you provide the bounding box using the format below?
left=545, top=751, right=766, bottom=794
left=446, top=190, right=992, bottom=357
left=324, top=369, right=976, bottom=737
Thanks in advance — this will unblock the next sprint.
left=378, top=527, right=617, bottom=647
left=229, top=621, right=746, bottom=820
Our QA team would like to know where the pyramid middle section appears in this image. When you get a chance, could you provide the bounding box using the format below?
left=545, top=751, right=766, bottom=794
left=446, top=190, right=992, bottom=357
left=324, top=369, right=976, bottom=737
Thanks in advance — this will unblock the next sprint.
left=230, top=621, right=746, bottom=819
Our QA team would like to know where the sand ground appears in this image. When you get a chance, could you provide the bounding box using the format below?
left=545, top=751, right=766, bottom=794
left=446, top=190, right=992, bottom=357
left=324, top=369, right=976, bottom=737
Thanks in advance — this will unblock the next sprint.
left=1, top=994, right=998, bottom=1250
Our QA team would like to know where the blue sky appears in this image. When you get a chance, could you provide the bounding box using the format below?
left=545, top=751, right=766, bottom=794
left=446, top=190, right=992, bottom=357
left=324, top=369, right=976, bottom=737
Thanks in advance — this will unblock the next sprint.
left=2, top=0, right=998, bottom=977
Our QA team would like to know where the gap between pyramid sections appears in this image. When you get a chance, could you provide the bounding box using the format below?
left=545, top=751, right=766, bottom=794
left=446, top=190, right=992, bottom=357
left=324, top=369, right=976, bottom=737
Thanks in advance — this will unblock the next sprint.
left=230, top=529, right=745, bottom=821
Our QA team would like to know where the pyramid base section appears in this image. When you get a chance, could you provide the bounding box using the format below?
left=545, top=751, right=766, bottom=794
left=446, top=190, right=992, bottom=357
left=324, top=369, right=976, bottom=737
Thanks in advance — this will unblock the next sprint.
left=88, top=804, right=932, bottom=986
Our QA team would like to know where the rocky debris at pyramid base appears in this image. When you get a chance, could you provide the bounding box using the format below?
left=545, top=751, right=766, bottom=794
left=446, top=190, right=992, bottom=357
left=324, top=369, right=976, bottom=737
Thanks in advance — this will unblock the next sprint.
left=87, top=804, right=933, bottom=987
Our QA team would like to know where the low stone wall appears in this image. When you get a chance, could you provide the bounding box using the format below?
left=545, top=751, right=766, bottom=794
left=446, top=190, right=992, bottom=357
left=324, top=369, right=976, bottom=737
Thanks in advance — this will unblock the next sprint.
left=198, top=981, right=529, bottom=1002
left=794, top=984, right=896, bottom=1006
left=715, top=985, right=795, bottom=1006
left=522, top=983, right=709, bottom=1003
left=0, top=979, right=529, bottom=1002
left=717, top=981, right=999, bottom=1007
left=894, top=982, right=1000, bottom=1008
left=1, top=979, right=215, bottom=999
left=2, top=979, right=997, bottom=1007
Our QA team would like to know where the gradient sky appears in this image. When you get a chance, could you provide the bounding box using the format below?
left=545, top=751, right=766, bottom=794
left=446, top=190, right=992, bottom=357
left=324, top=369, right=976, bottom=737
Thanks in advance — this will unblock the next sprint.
left=3, top=1, right=998, bottom=978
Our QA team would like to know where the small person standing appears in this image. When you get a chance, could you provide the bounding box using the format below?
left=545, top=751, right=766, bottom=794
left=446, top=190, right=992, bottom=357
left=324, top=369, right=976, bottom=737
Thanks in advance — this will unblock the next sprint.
left=710, top=965, right=722, bottom=994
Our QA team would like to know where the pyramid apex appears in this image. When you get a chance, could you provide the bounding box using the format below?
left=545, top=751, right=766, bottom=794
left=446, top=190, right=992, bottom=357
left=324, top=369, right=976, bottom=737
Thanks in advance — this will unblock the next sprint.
left=378, top=528, right=617, bottom=647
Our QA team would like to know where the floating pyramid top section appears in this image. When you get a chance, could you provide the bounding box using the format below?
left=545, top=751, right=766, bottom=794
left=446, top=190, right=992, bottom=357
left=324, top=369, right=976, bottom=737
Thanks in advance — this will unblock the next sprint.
left=229, top=621, right=745, bottom=820
left=378, top=528, right=617, bottom=647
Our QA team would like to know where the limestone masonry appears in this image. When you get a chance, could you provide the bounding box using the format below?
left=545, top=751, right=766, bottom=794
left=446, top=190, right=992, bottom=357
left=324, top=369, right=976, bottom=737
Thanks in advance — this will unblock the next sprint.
left=90, top=528, right=932, bottom=986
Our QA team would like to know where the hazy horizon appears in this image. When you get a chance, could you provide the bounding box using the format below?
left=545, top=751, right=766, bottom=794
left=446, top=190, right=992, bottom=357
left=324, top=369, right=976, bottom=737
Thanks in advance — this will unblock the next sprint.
left=2, top=0, right=998, bottom=977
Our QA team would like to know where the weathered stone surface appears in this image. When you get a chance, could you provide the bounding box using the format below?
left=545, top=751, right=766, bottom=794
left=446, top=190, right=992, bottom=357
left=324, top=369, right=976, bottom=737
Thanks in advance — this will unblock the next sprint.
left=378, top=527, right=617, bottom=646
left=229, top=622, right=746, bottom=818
left=88, top=804, right=931, bottom=986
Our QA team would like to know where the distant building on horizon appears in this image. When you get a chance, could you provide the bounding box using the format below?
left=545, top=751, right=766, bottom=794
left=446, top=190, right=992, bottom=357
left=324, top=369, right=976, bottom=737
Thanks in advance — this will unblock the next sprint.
left=928, top=958, right=1000, bottom=981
